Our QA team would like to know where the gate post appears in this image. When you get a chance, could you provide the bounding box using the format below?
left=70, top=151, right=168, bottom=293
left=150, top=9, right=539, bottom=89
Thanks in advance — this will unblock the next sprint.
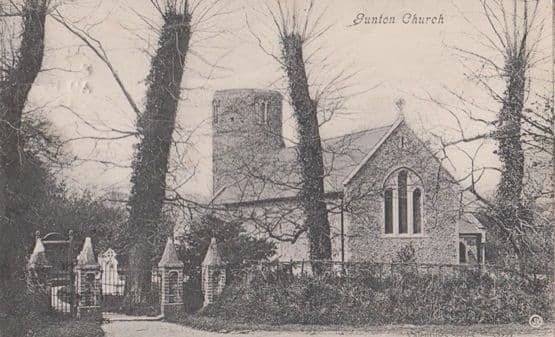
left=27, top=235, right=52, bottom=315
left=158, top=237, right=184, bottom=320
left=75, top=237, right=102, bottom=321
left=202, top=237, right=226, bottom=307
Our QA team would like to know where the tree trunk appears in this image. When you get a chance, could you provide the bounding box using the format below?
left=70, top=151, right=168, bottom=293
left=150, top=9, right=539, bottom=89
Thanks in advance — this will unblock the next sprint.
left=0, top=0, right=48, bottom=315
left=124, top=10, right=191, bottom=310
left=281, top=33, right=331, bottom=262
left=494, top=54, right=527, bottom=270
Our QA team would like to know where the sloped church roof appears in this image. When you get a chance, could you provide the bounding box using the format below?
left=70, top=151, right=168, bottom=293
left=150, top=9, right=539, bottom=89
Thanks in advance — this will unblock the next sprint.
left=213, top=119, right=402, bottom=205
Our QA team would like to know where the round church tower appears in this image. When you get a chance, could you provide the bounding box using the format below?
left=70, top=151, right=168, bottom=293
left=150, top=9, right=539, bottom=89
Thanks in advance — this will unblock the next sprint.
left=212, top=89, right=284, bottom=194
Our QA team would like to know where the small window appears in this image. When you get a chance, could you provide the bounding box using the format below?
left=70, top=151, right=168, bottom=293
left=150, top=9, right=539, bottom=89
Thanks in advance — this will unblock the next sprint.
left=213, top=102, right=219, bottom=124
left=413, top=188, right=422, bottom=234
left=257, top=100, right=269, bottom=125
left=459, top=242, right=467, bottom=263
left=263, top=101, right=269, bottom=125
left=384, top=188, right=393, bottom=234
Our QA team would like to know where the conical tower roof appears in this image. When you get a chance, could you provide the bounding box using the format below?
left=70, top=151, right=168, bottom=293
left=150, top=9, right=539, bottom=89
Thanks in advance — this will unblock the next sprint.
left=202, top=237, right=224, bottom=266
left=77, top=237, right=98, bottom=267
left=158, top=237, right=184, bottom=268
left=28, top=238, right=50, bottom=269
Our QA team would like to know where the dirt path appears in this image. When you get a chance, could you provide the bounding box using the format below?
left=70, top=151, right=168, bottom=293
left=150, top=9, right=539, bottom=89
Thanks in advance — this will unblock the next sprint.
left=102, top=321, right=395, bottom=337
left=102, top=320, right=552, bottom=337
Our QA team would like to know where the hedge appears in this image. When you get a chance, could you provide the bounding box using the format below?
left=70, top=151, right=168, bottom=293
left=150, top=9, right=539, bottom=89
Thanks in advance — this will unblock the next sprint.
left=200, top=264, right=552, bottom=325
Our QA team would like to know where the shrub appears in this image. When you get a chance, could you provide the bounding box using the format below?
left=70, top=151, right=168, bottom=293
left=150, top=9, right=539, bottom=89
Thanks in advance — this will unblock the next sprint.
left=200, top=264, right=552, bottom=326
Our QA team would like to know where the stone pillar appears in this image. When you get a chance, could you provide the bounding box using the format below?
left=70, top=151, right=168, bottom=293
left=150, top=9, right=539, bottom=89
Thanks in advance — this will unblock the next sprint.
left=202, top=237, right=226, bottom=307
left=158, top=237, right=184, bottom=320
left=27, top=236, right=52, bottom=315
left=75, top=237, right=102, bottom=321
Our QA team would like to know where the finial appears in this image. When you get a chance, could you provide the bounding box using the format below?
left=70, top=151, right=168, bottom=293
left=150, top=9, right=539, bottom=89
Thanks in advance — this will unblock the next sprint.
left=158, top=237, right=183, bottom=268
left=202, top=237, right=224, bottom=267
left=77, top=237, right=97, bottom=267
left=28, top=237, right=50, bottom=269
left=395, top=97, right=406, bottom=120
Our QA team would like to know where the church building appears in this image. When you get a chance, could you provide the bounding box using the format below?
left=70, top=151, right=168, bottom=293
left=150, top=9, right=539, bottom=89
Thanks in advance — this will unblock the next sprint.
left=210, top=88, right=486, bottom=265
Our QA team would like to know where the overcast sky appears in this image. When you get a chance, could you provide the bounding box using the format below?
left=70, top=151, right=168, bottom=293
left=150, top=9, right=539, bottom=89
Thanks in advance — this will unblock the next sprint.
left=28, top=0, right=552, bottom=199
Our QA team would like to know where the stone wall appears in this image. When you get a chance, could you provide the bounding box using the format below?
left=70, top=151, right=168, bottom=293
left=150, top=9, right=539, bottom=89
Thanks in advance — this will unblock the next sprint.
left=344, top=121, right=461, bottom=264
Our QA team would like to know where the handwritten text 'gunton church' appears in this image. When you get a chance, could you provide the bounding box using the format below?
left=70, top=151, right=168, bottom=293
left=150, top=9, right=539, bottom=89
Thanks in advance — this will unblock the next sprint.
left=353, top=13, right=445, bottom=25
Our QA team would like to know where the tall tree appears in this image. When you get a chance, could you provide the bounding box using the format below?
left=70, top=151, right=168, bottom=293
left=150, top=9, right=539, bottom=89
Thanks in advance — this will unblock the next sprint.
left=54, top=0, right=228, bottom=309
left=0, top=0, right=50, bottom=316
left=281, top=30, right=331, bottom=261
left=253, top=0, right=337, bottom=261
left=123, top=0, right=192, bottom=309
left=430, top=0, right=550, bottom=269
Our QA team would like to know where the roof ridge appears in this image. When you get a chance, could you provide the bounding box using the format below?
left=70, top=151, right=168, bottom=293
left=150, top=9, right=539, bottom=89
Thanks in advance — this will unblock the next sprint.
left=322, top=123, right=394, bottom=143
left=278, top=123, right=394, bottom=152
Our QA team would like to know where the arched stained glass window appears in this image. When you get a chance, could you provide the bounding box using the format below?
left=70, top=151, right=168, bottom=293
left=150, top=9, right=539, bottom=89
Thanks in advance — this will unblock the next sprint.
left=398, top=171, right=408, bottom=234
left=384, top=188, right=393, bottom=234
left=413, top=188, right=422, bottom=234
left=383, top=168, right=424, bottom=236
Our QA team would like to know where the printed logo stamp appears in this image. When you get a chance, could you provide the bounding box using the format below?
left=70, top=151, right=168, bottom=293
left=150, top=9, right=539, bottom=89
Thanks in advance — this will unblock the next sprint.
left=528, top=314, right=543, bottom=328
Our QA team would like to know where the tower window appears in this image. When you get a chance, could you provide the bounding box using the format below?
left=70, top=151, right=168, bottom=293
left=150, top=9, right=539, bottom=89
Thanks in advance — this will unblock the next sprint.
left=257, top=100, right=269, bottom=125
left=459, top=242, right=467, bottom=263
left=213, top=101, right=219, bottom=124
left=263, top=101, right=269, bottom=125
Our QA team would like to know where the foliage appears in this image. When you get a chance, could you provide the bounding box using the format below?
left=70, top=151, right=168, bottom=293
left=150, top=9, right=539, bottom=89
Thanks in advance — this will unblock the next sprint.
left=176, top=213, right=276, bottom=312
left=31, top=187, right=129, bottom=261
left=201, top=263, right=552, bottom=325
left=177, top=214, right=276, bottom=267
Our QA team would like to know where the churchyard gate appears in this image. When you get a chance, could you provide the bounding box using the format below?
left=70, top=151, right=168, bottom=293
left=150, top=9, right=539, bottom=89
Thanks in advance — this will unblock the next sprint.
left=98, top=248, right=162, bottom=314
left=27, top=231, right=77, bottom=317
left=27, top=234, right=229, bottom=321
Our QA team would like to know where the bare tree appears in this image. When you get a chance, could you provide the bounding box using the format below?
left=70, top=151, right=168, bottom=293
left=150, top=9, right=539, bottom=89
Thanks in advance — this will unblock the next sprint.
left=54, top=0, right=228, bottom=309
left=0, top=0, right=52, bottom=315
left=429, top=0, right=551, bottom=270
left=239, top=0, right=364, bottom=262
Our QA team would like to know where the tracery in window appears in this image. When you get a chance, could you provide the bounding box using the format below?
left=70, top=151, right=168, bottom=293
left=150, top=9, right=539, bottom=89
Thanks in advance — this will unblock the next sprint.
left=383, top=168, right=424, bottom=236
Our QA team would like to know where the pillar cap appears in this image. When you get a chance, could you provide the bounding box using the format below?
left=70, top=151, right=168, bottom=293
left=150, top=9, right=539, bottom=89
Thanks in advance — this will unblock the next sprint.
left=202, top=237, right=224, bottom=267
left=28, top=237, right=50, bottom=269
left=77, top=237, right=99, bottom=268
left=158, top=237, right=184, bottom=268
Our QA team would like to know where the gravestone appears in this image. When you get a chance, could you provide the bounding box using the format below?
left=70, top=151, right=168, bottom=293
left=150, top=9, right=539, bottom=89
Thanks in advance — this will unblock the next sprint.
left=98, top=248, right=125, bottom=295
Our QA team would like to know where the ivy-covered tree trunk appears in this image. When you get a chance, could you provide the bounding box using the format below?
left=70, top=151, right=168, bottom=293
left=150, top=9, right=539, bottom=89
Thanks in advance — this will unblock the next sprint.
left=0, top=0, right=48, bottom=315
left=281, top=33, right=331, bottom=262
left=494, top=55, right=527, bottom=268
left=124, top=9, right=191, bottom=310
